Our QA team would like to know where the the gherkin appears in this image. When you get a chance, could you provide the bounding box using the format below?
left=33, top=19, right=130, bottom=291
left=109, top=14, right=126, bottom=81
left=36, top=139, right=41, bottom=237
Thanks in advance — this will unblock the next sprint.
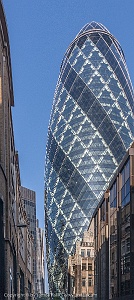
left=45, top=21, right=133, bottom=295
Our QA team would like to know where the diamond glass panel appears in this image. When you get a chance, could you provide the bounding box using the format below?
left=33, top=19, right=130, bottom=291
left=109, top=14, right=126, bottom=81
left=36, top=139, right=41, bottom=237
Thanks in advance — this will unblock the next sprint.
left=45, top=21, right=134, bottom=296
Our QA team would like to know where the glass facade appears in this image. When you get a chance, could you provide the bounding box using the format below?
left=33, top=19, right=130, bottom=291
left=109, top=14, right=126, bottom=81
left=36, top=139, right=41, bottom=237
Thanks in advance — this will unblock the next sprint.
left=45, top=21, right=133, bottom=295
left=109, top=158, right=131, bottom=298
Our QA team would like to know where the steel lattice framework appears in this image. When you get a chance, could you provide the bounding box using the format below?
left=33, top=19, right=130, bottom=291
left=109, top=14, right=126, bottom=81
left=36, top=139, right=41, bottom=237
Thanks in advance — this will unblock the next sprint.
left=45, top=22, right=133, bottom=295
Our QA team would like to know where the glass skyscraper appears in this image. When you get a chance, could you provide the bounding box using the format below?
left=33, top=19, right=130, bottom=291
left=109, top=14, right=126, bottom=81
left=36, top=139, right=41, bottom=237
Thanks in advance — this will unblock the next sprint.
left=45, top=22, right=133, bottom=295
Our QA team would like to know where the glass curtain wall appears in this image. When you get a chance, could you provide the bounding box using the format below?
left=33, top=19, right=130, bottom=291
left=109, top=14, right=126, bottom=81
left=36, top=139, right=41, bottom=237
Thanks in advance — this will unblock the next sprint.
left=45, top=21, right=134, bottom=296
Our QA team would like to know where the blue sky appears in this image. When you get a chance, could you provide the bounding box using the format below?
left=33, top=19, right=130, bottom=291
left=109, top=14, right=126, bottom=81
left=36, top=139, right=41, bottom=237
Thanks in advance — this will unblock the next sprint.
left=2, top=0, right=134, bottom=229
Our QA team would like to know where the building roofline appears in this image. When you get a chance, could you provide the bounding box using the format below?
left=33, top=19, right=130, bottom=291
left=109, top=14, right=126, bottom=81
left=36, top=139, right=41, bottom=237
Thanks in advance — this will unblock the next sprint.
left=88, top=141, right=134, bottom=226
left=108, top=141, right=134, bottom=189
left=66, top=28, right=124, bottom=60
left=0, top=0, right=14, bottom=106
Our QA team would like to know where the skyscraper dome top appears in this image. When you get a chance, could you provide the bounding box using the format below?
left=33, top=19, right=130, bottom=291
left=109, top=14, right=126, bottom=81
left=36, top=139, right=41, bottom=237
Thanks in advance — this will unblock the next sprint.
left=77, top=21, right=109, bottom=36
left=73, top=21, right=125, bottom=62
left=61, top=21, right=133, bottom=109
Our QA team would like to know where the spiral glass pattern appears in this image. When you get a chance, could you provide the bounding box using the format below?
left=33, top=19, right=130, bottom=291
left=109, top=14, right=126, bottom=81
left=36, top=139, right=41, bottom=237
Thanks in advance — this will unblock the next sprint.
left=45, top=21, right=133, bottom=295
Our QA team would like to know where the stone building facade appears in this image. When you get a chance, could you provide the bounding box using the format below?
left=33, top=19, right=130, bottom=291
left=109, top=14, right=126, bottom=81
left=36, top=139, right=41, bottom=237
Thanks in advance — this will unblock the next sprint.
left=36, top=219, right=45, bottom=295
left=68, top=219, right=94, bottom=299
left=15, top=153, right=34, bottom=299
left=0, top=0, right=14, bottom=296
left=21, top=186, right=37, bottom=293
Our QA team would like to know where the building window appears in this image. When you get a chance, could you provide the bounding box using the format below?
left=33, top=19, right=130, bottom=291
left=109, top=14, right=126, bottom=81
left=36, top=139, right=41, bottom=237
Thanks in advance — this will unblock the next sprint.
left=111, top=286, right=114, bottom=297
left=126, top=238, right=130, bottom=253
left=72, top=278, right=75, bottom=288
left=87, top=250, right=90, bottom=257
left=72, top=265, right=75, bottom=271
left=82, top=263, right=86, bottom=271
left=88, top=277, right=92, bottom=286
left=125, top=255, right=130, bottom=273
left=88, top=263, right=92, bottom=271
left=82, top=278, right=86, bottom=286
left=20, top=269, right=25, bottom=299
left=121, top=241, right=125, bottom=255
left=81, top=250, right=85, bottom=257
left=100, top=200, right=106, bottom=221
left=111, top=268, right=114, bottom=279
left=110, top=181, right=117, bottom=208
left=121, top=159, right=130, bottom=207
left=28, top=280, right=32, bottom=300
